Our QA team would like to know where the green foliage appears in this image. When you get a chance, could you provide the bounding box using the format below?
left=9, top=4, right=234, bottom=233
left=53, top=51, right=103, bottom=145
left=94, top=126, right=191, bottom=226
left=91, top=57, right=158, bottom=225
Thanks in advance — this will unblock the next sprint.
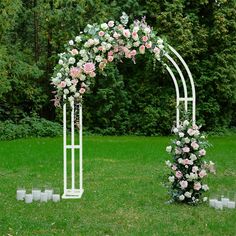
left=0, top=117, right=62, bottom=140
left=0, top=0, right=235, bottom=137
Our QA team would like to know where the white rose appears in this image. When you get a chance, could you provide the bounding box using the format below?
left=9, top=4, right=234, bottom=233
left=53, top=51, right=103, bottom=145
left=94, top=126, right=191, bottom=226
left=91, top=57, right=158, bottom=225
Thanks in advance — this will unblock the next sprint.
left=106, top=43, right=112, bottom=50
left=68, top=57, right=75, bottom=64
left=190, top=154, right=197, bottom=161
left=133, top=26, right=139, bottom=32
left=108, top=37, right=114, bottom=42
left=79, top=49, right=87, bottom=56
left=94, top=38, right=100, bottom=45
left=69, top=40, right=74, bottom=45
left=144, top=27, right=151, bottom=34
left=80, top=74, right=86, bottom=81
left=65, top=79, right=72, bottom=86
left=52, top=78, right=60, bottom=84
left=68, top=96, right=74, bottom=103
left=179, top=132, right=184, bottom=138
left=184, top=137, right=190, bottom=143
left=82, top=55, right=89, bottom=62
left=168, top=176, right=175, bottom=183
left=64, top=89, right=69, bottom=95
left=57, top=73, right=62, bottom=78
left=179, top=195, right=185, bottom=201
left=74, top=92, right=80, bottom=98
left=173, top=128, right=178, bottom=133
left=166, top=146, right=172, bottom=153
left=184, top=191, right=192, bottom=198
left=95, top=55, right=103, bottom=62
left=178, top=158, right=183, bottom=164
left=77, top=60, right=84, bottom=67
left=69, top=86, right=76, bottom=93
left=157, top=38, right=163, bottom=44
left=176, top=141, right=181, bottom=146
left=101, top=23, right=108, bottom=30
left=59, top=59, right=64, bottom=65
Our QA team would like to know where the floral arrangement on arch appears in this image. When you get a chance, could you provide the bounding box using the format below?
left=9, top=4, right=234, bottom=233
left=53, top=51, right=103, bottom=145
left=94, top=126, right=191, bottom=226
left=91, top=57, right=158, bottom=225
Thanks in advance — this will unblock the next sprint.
left=165, top=120, right=215, bottom=205
left=51, top=12, right=166, bottom=107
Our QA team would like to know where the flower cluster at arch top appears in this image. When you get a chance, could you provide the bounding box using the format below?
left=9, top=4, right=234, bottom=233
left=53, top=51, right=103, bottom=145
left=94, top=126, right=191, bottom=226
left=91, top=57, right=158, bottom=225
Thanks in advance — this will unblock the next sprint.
left=51, top=13, right=166, bottom=107
left=165, top=120, right=216, bottom=205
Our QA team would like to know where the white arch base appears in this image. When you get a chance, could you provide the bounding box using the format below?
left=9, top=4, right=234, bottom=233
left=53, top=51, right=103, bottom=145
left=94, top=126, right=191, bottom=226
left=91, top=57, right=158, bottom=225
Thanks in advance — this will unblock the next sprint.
left=62, top=102, right=83, bottom=199
left=62, top=45, right=196, bottom=199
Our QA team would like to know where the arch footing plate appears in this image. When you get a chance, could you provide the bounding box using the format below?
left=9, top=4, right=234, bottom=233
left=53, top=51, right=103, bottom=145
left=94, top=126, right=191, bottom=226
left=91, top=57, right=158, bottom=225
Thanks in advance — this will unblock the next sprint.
left=62, top=189, right=84, bottom=199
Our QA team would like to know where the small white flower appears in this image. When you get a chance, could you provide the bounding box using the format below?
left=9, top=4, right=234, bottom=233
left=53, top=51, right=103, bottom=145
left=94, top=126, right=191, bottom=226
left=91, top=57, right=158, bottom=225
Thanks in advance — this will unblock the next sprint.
left=184, top=191, right=192, bottom=198
left=59, top=59, right=64, bottom=65
left=179, top=132, right=184, bottom=138
left=183, top=120, right=189, bottom=127
left=69, top=40, right=74, bottom=45
left=94, top=38, right=100, bottom=45
left=133, top=26, right=139, bottom=32
left=77, top=60, right=84, bottom=67
left=68, top=96, right=74, bottom=103
left=74, top=92, right=80, bottom=98
left=176, top=141, right=181, bottom=146
left=64, top=89, right=69, bottom=95
left=203, top=197, right=208, bottom=202
left=101, top=23, right=108, bottom=30
left=165, top=160, right=172, bottom=167
left=202, top=184, right=209, bottom=191
left=201, top=135, right=206, bottom=139
left=79, top=49, right=87, bottom=57
left=168, top=176, right=175, bottom=183
left=190, top=154, right=197, bottom=161
left=179, top=195, right=185, bottom=201
left=80, top=74, right=86, bottom=81
left=82, top=55, right=89, bottom=62
left=106, top=43, right=112, bottom=50
left=143, top=27, right=151, bottom=34
left=68, top=57, right=76, bottom=64
left=178, top=158, right=183, bottom=164
left=75, top=36, right=81, bottom=42
left=166, top=146, right=172, bottom=153
left=157, top=38, right=163, bottom=44
left=57, top=73, right=62, bottom=78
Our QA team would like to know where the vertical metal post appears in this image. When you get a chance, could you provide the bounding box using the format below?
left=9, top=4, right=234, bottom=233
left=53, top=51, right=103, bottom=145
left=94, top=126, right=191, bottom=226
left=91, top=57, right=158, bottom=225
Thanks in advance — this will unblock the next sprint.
left=63, top=103, right=67, bottom=194
left=71, top=101, right=75, bottom=191
left=79, top=104, right=83, bottom=190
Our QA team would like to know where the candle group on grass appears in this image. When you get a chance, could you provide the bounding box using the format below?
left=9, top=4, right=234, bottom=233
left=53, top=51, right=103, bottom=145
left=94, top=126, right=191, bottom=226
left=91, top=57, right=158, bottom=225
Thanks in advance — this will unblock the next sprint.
left=209, top=194, right=235, bottom=210
left=16, top=187, right=60, bottom=203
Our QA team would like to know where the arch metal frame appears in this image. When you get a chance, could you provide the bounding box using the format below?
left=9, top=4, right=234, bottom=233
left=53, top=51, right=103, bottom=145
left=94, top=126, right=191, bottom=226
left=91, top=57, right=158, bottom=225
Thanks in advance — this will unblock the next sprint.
left=62, top=44, right=196, bottom=199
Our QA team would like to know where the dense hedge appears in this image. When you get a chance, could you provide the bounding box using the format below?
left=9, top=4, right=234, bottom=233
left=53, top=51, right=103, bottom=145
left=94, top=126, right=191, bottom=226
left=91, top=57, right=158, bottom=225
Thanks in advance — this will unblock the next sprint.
left=0, top=0, right=235, bottom=136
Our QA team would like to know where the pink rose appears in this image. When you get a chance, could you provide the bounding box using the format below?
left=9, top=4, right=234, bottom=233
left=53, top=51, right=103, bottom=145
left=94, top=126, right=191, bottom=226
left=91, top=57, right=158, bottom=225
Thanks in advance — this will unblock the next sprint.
left=180, top=180, right=188, bottom=189
left=175, top=171, right=183, bottom=179
left=108, top=21, right=114, bottom=27
left=70, top=67, right=81, bottom=78
left=123, top=29, right=131, bottom=38
left=183, top=159, right=190, bottom=165
left=199, top=149, right=206, bottom=156
left=182, top=147, right=190, bottom=153
left=191, top=142, right=199, bottom=150
left=59, top=81, right=66, bottom=88
left=139, top=45, right=145, bottom=54
left=199, top=169, right=207, bottom=178
left=114, top=47, right=119, bottom=52
left=194, top=182, right=201, bottom=191
left=108, top=56, right=114, bottom=62
left=89, top=71, right=96, bottom=77
left=187, top=128, right=195, bottom=136
left=172, top=165, right=177, bottom=171
left=79, top=87, right=86, bottom=94
left=192, top=166, right=198, bottom=173
left=98, top=31, right=105, bottom=37
left=153, top=47, right=161, bottom=54
left=113, top=32, right=120, bottom=39
left=142, top=36, right=148, bottom=42
left=83, top=62, right=95, bottom=74
left=108, top=51, right=113, bottom=56
left=192, top=124, right=199, bottom=130
left=145, top=42, right=152, bottom=49
left=71, top=49, right=79, bottom=55
left=132, top=31, right=138, bottom=40
left=130, top=50, right=137, bottom=56
left=72, top=79, right=78, bottom=85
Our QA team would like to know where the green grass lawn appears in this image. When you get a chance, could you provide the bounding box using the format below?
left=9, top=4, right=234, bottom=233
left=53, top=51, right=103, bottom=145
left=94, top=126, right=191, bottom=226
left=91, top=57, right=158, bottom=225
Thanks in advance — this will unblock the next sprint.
left=0, top=135, right=236, bottom=236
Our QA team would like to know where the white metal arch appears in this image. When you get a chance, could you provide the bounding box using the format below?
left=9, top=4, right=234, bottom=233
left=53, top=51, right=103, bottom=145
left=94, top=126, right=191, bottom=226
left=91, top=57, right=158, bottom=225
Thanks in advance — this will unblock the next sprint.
left=62, top=45, right=196, bottom=199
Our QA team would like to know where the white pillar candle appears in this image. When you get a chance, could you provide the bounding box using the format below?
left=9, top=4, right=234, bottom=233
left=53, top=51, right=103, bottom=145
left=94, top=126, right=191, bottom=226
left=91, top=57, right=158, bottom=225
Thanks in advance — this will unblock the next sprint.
left=215, top=201, right=223, bottom=210
left=221, top=198, right=229, bottom=207
left=16, top=189, right=26, bottom=201
left=25, top=194, right=33, bottom=204
left=209, top=199, right=217, bottom=207
left=227, top=201, right=235, bottom=209
left=52, top=194, right=60, bottom=202
left=45, top=189, right=53, bottom=200
left=32, top=190, right=41, bottom=201
left=40, top=192, right=48, bottom=202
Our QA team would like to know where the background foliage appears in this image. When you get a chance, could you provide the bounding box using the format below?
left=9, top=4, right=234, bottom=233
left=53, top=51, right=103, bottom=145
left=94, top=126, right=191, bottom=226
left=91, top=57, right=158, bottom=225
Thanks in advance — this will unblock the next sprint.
left=0, top=0, right=235, bottom=136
